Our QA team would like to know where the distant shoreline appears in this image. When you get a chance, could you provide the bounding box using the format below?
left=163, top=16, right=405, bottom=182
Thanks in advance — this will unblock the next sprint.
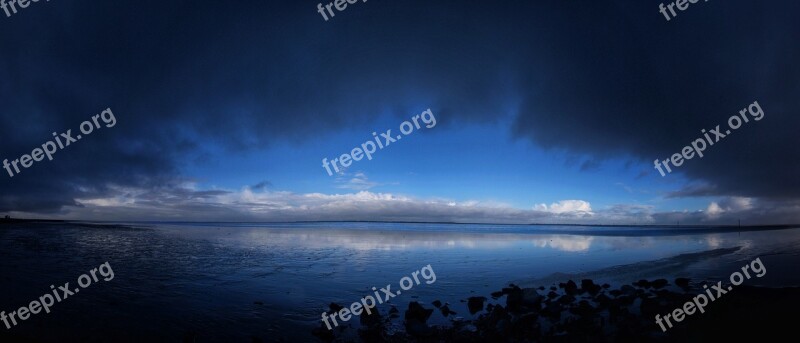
left=2, top=218, right=798, bottom=229
left=0, top=218, right=66, bottom=224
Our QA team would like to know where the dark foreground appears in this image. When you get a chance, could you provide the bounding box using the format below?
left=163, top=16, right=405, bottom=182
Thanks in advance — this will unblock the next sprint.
left=3, top=222, right=798, bottom=342
left=313, top=278, right=799, bottom=342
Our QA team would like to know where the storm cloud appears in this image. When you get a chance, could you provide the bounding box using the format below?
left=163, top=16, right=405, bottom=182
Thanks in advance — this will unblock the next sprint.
left=1, top=0, right=798, bottom=223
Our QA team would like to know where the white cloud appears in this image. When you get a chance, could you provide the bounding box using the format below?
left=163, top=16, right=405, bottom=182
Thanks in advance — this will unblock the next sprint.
left=335, top=172, right=379, bottom=191
left=724, top=197, right=754, bottom=211
left=43, top=186, right=649, bottom=224
left=9, top=184, right=795, bottom=225
left=704, top=197, right=754, bottom=219
left=706, top=202, right=724, bottom=219
left=534, top=200, right=594, bottom=215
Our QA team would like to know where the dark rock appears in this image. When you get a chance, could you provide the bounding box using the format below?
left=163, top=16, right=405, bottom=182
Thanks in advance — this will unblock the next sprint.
left=389, top=306, right=400, bottom=319
left=542, top=302, right=562, bottom=320
left=311, top=326, right=335, bottom=342
left=616, top=295, right=635, bottom=306
left=564, top=280, right=579, bottom=295
left=312, top=275, right=763, bottom=342
left=511, top=312, right=541, bottom=338
left=675, top=277, right=691, bottom=290
left=581, top=279, right=602, bottom=296
left=458, top=324, right=478, bottom=334
left=557, top=294, right=576, bottom=305
left=501, top=285, right=516, bottom=295
left=651, top=279, right=669, bottom=289
left=406, top=318, right=434, bottom=337
left=640, top=296, right=667, bottom=318
left=595, top=293, right=612, bottom=308
left=506, top=286, right=524, bottom=311
left=500, top=283, right=519, bottom=295
left=550, top=286, right=557, bottom=291
left=487, top=304, right=510, bottom=328
left=329, top=303, right=344, bottom=313
left=405, top=301, right=433, bottom=323
left=495, top=319, right=511, bottom=335
left=569, top=300, right=597, bottom=317
left=654, top=289, right=672, bottom=297
left=467, top=296, right=487, bottom=314
left=358, top=326, right=383, bottom=342
left=607, top=298, right=626, bottom=318
left=621, top=285, right=636, bottom=296
left=440, top=304, right=456, bottom=316
left=522, top=288, right=543, bottom=307
left=360, top=306, right=383, bottom=328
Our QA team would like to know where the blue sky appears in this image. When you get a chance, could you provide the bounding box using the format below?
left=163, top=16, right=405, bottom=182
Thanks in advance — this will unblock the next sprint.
left=1, top=0, right=798, bottom=224
left=166, top=111, right=736, bottom=223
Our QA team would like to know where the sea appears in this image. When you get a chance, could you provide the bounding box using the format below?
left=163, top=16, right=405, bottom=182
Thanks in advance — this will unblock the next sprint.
left=1, top=221, right=798, bottom=341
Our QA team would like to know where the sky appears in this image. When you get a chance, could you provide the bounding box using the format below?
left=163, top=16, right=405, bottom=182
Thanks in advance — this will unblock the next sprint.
left=0, top=0, right=798, bottom=224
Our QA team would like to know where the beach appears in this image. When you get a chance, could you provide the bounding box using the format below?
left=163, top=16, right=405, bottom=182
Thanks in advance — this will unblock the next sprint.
left=1, top=221, right=799, bottom=341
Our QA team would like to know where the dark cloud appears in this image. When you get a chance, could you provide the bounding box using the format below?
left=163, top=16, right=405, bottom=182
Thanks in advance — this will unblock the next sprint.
left=0, top=0, right=517, bottom=212
left=0, top=0, right=798, bottom=218
left=511, top=1, right=800, bottom=199
left=666, top=183, right=719, bottom=198
left=250, top=181, right=272, bottom=192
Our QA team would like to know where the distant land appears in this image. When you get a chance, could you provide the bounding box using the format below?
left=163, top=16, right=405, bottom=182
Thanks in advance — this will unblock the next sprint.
left=2, top=217, right=798, bottom=229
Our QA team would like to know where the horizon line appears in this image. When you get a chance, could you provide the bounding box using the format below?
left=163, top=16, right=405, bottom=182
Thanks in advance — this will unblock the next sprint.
left=2, top=217, right=798, bottom=229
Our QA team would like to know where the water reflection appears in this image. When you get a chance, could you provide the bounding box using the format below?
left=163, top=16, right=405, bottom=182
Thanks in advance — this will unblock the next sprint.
left=531, top=236, right=594, bottom=252
left=156, top=224, right=792, bottom=255
left=2, top=222, right=800, bottom=342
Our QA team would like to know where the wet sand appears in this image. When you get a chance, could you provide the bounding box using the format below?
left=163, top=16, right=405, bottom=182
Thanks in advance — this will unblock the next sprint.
left=0, top=221, right=798, bottom=341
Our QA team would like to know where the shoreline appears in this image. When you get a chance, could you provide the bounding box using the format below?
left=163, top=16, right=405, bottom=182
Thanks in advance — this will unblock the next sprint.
left=313, top=279, right=800, bottom=342
left=3, top=217, right=800, bottom=229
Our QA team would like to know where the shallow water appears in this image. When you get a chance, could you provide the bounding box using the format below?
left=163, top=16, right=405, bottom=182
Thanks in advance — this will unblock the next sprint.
left=1, top=222, right=798, bottom=341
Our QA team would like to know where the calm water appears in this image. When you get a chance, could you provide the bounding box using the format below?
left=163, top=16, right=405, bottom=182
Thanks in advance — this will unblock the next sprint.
left=1, top=222, right=799, bottom=342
